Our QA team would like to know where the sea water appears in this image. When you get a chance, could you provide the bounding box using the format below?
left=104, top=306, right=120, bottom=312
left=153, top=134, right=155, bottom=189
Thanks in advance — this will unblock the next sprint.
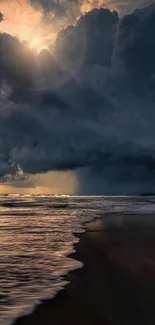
left=1, top=195, right=155, bottom=325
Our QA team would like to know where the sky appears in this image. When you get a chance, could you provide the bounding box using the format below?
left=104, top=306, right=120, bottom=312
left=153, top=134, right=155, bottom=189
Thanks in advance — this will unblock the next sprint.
left=0, top=0, right=155, bottom=195
left=0, top=0, right=152, bottom=52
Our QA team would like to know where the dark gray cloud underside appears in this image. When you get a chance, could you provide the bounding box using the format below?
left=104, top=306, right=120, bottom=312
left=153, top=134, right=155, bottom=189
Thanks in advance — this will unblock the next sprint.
left=0, top=1, right=155, bottom=194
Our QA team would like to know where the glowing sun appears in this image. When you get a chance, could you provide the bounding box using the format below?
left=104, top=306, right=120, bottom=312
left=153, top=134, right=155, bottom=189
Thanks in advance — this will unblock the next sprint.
left=0, top=0, right=56, bottom=52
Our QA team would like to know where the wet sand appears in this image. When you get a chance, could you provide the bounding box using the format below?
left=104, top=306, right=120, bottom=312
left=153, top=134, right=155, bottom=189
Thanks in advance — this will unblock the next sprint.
left=14, top=216, right=155, bottom=325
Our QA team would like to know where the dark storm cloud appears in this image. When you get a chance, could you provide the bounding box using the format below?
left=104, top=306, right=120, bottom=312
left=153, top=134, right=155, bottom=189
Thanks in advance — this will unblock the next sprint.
left=1, top=3, right=155, bottom=194
left=54, top=8, right=119, bottom=69
left=113, top=2, right=155, bottom=90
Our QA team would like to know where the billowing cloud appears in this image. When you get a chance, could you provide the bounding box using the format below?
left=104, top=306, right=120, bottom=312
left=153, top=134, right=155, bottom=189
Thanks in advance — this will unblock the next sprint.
left=112, top=2, right=155, bottom=91
left=0, top=1, right=155, bottom=194
left=54, top=8, right=119, bottom=69
left=0, top=0, right=153, bottom=52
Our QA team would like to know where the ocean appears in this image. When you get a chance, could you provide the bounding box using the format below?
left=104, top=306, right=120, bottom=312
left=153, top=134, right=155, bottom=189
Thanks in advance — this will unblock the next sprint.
left=1, top=195, right=155, bottom=325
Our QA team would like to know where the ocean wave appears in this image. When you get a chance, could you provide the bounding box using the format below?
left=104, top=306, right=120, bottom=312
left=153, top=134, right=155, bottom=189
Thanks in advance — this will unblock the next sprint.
left=1, top=195, right=155, bottom=325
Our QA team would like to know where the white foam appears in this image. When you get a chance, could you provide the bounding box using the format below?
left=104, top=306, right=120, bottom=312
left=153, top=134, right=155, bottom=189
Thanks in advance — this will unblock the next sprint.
left=1, top=195, right=155, bottom=325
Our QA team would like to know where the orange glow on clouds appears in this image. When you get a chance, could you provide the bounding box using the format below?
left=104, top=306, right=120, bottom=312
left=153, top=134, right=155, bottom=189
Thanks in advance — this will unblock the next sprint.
left=0, top=0, right=116, bottom=53
left=0, top=171, right=78, bottom=194
left=0, top=0, right=56, bottom=52
left=80, top=0, right=115, bottom=14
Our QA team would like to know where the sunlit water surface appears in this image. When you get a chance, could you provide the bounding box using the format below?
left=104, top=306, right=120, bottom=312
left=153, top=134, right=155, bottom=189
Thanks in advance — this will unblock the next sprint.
left=1, top=195, right=155, bottom=325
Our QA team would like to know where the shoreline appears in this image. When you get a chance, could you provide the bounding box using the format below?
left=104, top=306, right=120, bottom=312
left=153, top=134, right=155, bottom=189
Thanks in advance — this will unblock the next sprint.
left=14, top=217, right=155, bottom=325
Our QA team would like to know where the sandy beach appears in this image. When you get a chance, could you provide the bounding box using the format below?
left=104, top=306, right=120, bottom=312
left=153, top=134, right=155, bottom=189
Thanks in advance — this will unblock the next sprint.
left=14, top=217, right=155, bottom=325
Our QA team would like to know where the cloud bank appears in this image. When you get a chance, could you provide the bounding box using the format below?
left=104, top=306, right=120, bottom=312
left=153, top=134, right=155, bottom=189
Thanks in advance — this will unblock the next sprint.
left=0, top=1, right=155, bottom=194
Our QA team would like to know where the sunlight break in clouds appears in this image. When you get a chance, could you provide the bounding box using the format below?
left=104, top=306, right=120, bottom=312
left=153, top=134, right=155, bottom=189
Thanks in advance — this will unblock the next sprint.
left=0, top=0, right=56, bottom=52
left=0, top=0, right=155, bottom=195
left=0, top=0, right=151, bottom=53
left=80, top=0, right=114, bottom=14
left=1, top=170, right=78, bottom=194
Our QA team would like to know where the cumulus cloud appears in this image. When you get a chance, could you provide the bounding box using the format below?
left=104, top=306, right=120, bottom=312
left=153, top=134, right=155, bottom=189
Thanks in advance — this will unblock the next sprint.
left=54, top=8, right=119, bottom=69
left=112, top=2, right=155, bottom=91
left=0, top=2, right=155, bottom=194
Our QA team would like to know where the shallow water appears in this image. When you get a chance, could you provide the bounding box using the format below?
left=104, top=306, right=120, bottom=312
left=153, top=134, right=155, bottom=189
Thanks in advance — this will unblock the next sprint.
left=1, top=195, right=155, bottom=325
